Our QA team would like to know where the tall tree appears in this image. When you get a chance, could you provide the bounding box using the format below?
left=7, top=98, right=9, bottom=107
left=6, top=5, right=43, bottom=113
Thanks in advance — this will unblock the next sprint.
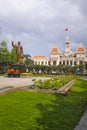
left=85, top=62, right=87, bottom=72
left=0, top=41, right=7, bottom=48
left=0, top=41, right=17, bottom=67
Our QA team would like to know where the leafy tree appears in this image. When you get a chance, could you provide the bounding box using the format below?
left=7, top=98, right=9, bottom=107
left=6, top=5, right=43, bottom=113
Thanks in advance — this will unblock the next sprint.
left=46, top=65, right=52, bottom=74
left=40, top=65, right=47, bottom=74
left=23, top=55, right=34, bottom=72
left=85, top=62, right=87, bottom=72
left=34, top=65, right=41, bottom=73
left=0, top=41, right=7, bottom=48
left=78, top=65, right=85, bottom=74
left=11, top=47, right=17, bottom=63
left=0, top=41, right=17, bottom=68
left=0, top=41, right=9, bottom=66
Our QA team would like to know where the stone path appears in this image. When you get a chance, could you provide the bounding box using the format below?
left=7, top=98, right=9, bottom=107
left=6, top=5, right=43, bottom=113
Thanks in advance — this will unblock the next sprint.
left=0, top=76, right=50, bottom=93
left=74, top=109, right=87, bottom=130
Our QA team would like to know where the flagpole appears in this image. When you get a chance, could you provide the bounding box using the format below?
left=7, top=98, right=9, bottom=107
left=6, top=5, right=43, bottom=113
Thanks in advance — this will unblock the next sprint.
left=0, top=27, right=1, bottom=36
left=65, top=27, right=69, bottom=39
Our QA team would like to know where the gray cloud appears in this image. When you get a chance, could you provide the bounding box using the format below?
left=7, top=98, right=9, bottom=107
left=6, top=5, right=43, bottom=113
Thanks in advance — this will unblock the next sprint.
left=0, top=0, right=87, bottom=56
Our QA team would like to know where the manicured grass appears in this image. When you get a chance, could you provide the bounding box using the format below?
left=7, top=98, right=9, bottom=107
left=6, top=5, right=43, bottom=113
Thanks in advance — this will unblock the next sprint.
left=0, top=79, right=87, bottom=130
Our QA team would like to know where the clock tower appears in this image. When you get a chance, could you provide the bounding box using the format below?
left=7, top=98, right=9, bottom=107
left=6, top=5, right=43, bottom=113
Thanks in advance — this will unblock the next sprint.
left=64, top=36, right=72, bottom=56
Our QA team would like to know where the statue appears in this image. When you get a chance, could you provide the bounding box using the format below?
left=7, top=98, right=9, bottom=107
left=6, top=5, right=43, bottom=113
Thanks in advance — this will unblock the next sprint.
left=12, top=41, right=23, bottom=64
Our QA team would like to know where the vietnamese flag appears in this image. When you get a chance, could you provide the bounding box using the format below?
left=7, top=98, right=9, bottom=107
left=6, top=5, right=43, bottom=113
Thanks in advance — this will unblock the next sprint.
left=65, top=28, right=68, bottom=31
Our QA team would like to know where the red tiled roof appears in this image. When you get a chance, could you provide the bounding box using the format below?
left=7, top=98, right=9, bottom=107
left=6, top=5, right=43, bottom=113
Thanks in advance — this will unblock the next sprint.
left=33, top=56, right=47, bottom=59
left=51, top=48, right=58, bottom=53
left=77, top=47, right=85, bottom=52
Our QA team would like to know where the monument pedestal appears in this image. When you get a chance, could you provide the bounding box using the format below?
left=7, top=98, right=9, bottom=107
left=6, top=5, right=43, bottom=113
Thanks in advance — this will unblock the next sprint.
left=10, top=64, right=26, bottom=73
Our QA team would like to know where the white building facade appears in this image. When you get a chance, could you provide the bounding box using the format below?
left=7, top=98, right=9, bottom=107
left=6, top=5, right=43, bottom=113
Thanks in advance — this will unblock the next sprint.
left=32, top=37, right=87, bottom=66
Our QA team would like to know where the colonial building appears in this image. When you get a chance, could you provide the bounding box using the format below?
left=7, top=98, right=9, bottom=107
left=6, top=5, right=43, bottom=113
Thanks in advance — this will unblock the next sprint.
left=32, top=56, right=50, bottom=66
left=32, top=37, right=87, bottom=66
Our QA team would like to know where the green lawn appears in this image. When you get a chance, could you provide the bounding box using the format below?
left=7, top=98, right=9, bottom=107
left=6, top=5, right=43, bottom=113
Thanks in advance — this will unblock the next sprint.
left=0, top=79, right=87, bottom=130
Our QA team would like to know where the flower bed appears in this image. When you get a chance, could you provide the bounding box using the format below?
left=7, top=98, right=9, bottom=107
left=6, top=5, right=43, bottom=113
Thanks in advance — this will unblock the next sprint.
left=29, top=75, right=78, bottom=90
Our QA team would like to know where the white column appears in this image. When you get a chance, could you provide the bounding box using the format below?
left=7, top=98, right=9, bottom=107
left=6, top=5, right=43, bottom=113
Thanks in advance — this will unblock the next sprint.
left=65, top=60, right=66, bottom=65
left=56, top=61, right=58, bottom=65
left=50, top=61, right=53, bottom=65
left=58, top=60, right=59, bottom=65
left=69, top=61, right=70, bottom=65
left=76, top=59, right=78, bottom=65
left=40, top=61, right=41, bottom=65
left=47, top=61, right=48, bottom=66
left=44, top=61, right=45, bottom=65
left=37, top=61, right=39, bottom=65
left=72, top=60, right=74, bottom=66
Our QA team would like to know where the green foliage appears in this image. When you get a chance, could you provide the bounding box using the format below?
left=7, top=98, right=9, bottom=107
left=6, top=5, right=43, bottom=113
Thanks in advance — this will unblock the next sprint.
left=0, top=41, right=17, bottom=67
left=0, top=79, right=87, bottom=130
left=85, top=62, right=87, bottom=72
left=32, top=75, right=78, bottom=90
left=29, top=85, right=37, bottom=89
left=27, top=64, right=85, bottom=75
left=0, top=40, right=7, bottom=48
left=23, top=57, right=34, bottom=72
left=11, top=47, right=17, bottom=63
left=34, top=65, right=41, bottom=73
left=21, top=72, right=34, bottom=76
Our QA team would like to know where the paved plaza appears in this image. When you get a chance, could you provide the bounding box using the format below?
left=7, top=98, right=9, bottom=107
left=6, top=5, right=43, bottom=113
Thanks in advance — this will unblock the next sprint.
left=0, top=76, right=50, bottom=89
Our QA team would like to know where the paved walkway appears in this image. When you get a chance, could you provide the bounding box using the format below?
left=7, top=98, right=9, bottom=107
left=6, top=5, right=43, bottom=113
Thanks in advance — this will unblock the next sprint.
left=0, top=76, right=50, bottom=89
left=74, top=109, right=87, bottom=130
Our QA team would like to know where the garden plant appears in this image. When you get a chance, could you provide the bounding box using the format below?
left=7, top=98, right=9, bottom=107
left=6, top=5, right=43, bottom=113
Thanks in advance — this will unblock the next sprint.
left=29, top=75, right=78, bottom=90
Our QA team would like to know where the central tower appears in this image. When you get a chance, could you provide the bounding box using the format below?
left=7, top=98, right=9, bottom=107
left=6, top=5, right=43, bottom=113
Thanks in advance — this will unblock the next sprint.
left=64, top=36, right=72, bottom=56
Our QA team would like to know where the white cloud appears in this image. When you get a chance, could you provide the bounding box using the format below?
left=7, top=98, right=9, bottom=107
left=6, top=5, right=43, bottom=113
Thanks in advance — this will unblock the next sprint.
left=0, top=0, right=87, bottom=56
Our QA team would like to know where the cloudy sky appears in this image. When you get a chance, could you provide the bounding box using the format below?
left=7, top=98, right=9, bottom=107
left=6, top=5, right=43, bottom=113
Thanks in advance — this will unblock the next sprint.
left=0, top=0, right=87, bottom=56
